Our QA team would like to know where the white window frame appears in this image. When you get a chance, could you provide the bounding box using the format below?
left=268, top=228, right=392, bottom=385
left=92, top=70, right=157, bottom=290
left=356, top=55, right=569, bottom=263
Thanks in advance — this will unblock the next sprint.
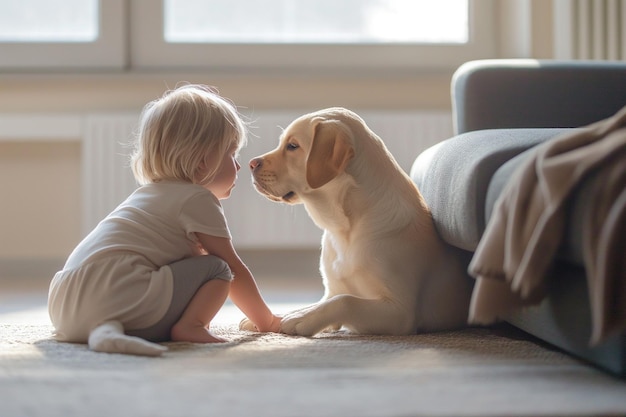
left=131, top=0, right=496, bottom=72
left=0, top=0, right=495, bottom=72
left=0, top=0, right=126, bottom=70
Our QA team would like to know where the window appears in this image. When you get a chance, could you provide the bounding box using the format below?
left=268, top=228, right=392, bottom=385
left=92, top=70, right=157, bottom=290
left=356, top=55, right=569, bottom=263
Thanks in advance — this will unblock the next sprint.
left=133, top=0, right=494, bottom=71
left=163, top=0, right=468, bottom=44
left=0, top=0, right=125, bottom=70
left=0, top=0, right=495, bottom=72
left=0, top=0, right=98, bottom=42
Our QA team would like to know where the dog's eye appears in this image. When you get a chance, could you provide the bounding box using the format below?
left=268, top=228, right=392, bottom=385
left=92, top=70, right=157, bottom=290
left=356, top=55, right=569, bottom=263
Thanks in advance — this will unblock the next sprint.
left=286, top=143, right=299, bottom=151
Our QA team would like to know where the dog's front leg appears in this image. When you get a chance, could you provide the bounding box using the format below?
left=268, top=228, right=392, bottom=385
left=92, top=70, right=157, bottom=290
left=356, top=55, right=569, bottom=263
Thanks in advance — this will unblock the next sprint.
left=281, top=295, right=413, bottom=336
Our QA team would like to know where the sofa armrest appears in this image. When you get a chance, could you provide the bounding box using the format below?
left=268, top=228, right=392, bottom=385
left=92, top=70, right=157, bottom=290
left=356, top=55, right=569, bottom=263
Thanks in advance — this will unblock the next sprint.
left=411, top=128, right=571, bottom=251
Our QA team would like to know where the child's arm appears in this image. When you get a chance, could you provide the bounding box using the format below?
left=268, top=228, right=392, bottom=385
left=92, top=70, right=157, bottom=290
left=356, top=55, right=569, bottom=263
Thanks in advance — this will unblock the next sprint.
left=195, top=232, right=281, bottom=332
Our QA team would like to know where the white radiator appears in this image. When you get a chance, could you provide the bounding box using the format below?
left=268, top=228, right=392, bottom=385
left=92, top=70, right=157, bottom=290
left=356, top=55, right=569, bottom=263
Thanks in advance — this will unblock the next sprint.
left=82, top=110, right=453, bottom=249
left=555, top=0, right=626, bottom=60
left=82, top=114, right=139, bottom=236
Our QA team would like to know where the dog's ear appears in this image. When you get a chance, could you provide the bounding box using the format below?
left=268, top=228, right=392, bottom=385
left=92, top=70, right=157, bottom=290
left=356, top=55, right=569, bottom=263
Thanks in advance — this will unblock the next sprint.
left=306, top=120, right=355, bottom=189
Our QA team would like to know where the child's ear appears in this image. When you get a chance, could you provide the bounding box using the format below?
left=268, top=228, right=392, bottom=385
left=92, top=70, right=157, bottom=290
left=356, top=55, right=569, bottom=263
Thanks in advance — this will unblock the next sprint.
left=197, top=159, right=208, bottom=170
left=194, top=158, right=211, bottom=184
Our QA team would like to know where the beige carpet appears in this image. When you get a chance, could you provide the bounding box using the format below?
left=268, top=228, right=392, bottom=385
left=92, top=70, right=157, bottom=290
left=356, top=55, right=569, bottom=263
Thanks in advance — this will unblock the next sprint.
left=2, top=320, right=626, bottom=417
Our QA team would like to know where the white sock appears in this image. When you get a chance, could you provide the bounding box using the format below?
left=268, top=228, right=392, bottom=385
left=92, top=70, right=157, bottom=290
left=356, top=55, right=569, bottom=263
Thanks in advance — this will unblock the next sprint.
left=88, top=321, right=167, bottom=357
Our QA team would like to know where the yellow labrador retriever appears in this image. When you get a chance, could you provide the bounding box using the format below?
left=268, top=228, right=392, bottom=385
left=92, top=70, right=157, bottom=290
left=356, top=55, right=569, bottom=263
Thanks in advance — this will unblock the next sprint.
left=248, top=108, right=473, bottom=336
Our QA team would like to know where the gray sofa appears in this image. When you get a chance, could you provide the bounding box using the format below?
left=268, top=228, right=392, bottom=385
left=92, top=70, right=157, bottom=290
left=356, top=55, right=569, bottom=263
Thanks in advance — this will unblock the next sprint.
left=411, top=60, right=626, bottom=376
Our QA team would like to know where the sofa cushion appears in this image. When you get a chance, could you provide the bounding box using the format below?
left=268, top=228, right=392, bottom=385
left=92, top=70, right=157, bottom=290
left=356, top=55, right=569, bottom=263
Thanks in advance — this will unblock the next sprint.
left=411, top=128, right=573, bottom=251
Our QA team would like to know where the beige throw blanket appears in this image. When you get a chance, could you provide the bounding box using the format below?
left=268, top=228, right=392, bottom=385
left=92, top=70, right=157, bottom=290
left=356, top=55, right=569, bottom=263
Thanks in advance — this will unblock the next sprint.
left=468, top=106, right=626, bottom=345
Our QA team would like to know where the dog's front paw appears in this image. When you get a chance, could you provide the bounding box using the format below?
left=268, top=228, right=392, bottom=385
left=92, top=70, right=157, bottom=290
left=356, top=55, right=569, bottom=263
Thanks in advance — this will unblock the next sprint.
left=280, top=315, right=306, bottom=336
left=280, top=313, right=320, bottom=337
left=239, top=318, right=258, bottom=332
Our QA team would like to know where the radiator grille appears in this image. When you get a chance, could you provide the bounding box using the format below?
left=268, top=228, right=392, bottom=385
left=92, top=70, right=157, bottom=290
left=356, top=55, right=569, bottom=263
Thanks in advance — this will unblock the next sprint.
left=555, top=0, right=626, bottom=60
left=82, top=114, right=139, bottom=236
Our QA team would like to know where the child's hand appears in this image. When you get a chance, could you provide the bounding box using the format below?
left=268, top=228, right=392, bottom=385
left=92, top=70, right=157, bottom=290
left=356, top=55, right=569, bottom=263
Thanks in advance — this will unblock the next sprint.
left=239, top=315, right=282, bottom=333
left=266, top=314, right=282, bottom=333
left=189, top=239, right=208, bottom=256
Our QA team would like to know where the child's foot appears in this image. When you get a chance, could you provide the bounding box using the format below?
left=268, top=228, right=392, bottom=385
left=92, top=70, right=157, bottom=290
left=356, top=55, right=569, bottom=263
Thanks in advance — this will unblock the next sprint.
left=170, top=322, right=227, bottom=343
left=89, top=321, right=167, bottom=356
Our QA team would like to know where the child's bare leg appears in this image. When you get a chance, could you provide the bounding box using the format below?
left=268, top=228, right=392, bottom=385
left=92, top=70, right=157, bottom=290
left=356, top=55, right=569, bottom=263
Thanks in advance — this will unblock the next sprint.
left=170, top=278, right=230, bottom=343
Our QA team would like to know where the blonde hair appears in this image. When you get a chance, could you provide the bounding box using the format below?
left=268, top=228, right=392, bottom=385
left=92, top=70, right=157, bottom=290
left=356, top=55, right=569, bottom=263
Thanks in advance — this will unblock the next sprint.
left=131, top=84, right=247, bottom=185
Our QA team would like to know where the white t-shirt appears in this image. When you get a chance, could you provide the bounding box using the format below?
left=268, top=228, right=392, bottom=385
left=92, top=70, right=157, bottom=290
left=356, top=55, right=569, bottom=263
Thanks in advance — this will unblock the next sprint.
left=48, top=181, right=231, bottom=342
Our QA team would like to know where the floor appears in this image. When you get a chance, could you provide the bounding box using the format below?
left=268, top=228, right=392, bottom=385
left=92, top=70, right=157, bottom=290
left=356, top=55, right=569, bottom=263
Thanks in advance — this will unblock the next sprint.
left=0, top=277, right=51, bottom=325
left=0, top=249, right=324, bottom=327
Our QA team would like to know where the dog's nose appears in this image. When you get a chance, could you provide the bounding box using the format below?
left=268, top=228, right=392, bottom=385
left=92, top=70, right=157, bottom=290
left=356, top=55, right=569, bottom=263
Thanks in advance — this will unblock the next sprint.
left=249, top=158, right=263, bottom=172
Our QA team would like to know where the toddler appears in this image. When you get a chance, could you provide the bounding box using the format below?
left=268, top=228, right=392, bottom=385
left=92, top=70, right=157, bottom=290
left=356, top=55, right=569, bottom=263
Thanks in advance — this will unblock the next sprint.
left=48, top=84, right=281, bottom=356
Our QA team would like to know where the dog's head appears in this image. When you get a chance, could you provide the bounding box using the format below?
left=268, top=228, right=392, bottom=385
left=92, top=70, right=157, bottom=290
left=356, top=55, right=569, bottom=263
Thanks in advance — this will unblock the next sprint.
left=250, top=108, right=359, bottom=205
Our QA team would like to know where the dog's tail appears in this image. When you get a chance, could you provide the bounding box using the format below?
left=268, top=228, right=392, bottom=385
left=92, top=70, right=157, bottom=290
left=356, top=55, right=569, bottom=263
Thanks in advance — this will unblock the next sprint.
left=88, top=321, right=167, bottom=357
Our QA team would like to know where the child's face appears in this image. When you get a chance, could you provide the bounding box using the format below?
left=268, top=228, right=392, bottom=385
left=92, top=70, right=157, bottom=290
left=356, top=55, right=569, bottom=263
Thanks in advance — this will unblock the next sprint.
left=203, top=148, right=241, bottom=199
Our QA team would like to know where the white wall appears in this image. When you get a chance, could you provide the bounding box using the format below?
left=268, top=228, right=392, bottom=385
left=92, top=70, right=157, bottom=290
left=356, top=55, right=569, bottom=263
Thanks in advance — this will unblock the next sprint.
left=0, top=0, right=560, bottom=278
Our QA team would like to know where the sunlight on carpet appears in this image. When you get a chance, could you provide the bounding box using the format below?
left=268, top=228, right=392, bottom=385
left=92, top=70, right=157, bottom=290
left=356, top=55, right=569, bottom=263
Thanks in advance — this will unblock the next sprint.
left=0, top=306, right=51, bottom=325
left=3, top=318, right=626, bottom=417
left=2, top=280, right=626, bottom=417
left=0, top=300, right=313, bottom=326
